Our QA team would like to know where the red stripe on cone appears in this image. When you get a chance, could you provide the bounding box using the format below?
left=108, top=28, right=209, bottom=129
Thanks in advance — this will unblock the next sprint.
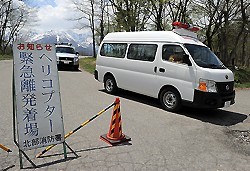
left=100, top=98, right=131, bottom=145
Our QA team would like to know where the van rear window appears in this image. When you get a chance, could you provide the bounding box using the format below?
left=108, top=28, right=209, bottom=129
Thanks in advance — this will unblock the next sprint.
left=100, top=43, right=127, bottom=58
left=127, top=44, right=157, bottom=62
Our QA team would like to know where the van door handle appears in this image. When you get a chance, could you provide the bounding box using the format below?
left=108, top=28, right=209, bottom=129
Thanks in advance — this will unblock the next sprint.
left=154, top=66, right=157, bottom=73
left=159, top=68, right=165, bottom=73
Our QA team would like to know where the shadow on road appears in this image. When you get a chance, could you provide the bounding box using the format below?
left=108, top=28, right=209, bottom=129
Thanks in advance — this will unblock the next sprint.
left=2, top=165, right=15, bottom=171
left=179, top=108, right=247, bottom=126
left=39, top=145, right=113, bottom=159
left=100, top=89, right=247, bottom=127
left=32, top=143, right=132, bottom=169
left=24, top=157, right=77, bottom=169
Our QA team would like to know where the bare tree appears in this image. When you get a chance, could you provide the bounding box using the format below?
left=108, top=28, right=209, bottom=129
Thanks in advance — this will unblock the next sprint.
left=95, top=0, right=109, bottom=43
left=0, top=0, right=33, bottom=54
left=147, top=0, right=169, bottom=31
left=71, top=0, right=98, bottom=57
left=192, top=0, right=222, bottom=49
left=218, top=0, right=242, bottom=65
left=70, top=0, right=249, bottom=66
left=167, top=0, right=192, bottom=23
left=99, top=0, right=105, bottom=42
left=108, top=0, right=150, bottom=32
left=193, top=0, right=244, bottom=65
left=0, top=0, right=12, bottom=53
left=230, top=0, right=249, bottom=66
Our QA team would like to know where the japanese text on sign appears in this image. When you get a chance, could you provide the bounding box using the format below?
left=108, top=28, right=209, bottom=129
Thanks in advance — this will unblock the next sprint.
left=13, top=42, right=65, bottom=151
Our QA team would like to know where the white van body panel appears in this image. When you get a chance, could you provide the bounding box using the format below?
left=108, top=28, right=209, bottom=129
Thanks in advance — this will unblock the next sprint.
left=96, top=43, right=198, bottom=101
left=103, top=31, right=182, bottom=43
left=117, top=58, right=158, bottom=97
left=196, top=67, right=234, bottom=82
left=157, top=60, right=197, bottom=101
left=103, top=30, right=205, bottom=46
left=195, top=67, right=234, bottom=88
left=97, top=53, right=159, bottom=97
left=95, top=30, right=235, bottom=110
left=96, top=31, right=203, bottom=101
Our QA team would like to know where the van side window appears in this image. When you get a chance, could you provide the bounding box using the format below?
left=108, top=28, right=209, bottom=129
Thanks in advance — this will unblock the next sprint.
left=162, top=45, right=185, bottom=64
left=127, top=44, right=157, bottom=62
left=100, top=43, right=127, bottom=58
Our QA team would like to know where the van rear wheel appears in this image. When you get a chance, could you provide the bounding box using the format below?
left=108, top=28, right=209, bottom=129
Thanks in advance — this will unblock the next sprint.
left=159, top=88, right=182, bottom=112
left=104, top=75, right=118, bottom=94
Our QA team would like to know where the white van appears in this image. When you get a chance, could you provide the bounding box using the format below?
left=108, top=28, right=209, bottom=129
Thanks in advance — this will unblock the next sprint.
left=94, top=25, right=235, bottom=112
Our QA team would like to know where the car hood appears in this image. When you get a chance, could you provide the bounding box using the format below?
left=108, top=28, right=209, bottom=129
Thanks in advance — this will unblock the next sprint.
left=197, top=67, right=234, bottom=82
left=56, top=53, right=77, bottom=58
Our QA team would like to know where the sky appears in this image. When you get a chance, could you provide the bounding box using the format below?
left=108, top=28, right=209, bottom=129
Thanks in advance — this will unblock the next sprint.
left=20, top=0, right=85, bottom=34
left=22, top=0, right=57, bottom=7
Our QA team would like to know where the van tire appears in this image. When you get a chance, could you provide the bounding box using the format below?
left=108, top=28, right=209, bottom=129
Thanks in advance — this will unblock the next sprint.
left=73, top=65, right=79, bottom=71
left=159, top=88, right=182, bottom=112
left=104, top=75, right=118, bottom=94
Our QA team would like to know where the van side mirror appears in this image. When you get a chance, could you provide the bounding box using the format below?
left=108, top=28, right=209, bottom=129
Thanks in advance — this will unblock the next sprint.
left=183, top=54, right=192, bottom=66
left=76, top=52, right=79, bottom=55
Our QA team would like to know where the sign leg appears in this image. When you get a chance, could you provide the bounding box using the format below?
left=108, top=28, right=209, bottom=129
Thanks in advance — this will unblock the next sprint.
left=65, top=142, right=78, bottom=157
left=63, top=142, right=67, bottom=159
left=18, top=149, right=23, bottom=169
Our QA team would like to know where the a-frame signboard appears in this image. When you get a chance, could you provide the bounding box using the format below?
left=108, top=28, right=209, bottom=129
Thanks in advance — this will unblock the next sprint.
left=12, top=42, right=66, bottom=168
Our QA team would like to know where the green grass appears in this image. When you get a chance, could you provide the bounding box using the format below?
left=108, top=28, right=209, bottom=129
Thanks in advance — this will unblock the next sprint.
left=0, top=54, right=13, bottom=60
left=235, top=82, right=250, bottom=88
left=233, top=68, right=250, bottom=88
left=79, top=57, right=96, bottom=74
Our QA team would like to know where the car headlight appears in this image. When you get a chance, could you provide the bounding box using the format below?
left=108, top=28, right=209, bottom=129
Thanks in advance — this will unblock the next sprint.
left=198, top=78, right=217, bottom=93
left=74, top=57, right=79, bottom=62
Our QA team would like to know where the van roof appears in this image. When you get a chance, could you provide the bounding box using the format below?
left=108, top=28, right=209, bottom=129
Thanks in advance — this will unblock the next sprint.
left=103, top=29, right=205, bottom=46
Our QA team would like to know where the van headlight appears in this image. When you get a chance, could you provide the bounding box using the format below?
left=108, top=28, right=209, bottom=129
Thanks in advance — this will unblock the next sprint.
left=198, top=78, right=217, bottom=93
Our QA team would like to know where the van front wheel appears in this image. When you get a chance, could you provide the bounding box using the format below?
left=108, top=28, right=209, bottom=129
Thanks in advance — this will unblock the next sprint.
left=104, top=75, right=118, bottom=94
left=159, top=88, right=182, bottom=112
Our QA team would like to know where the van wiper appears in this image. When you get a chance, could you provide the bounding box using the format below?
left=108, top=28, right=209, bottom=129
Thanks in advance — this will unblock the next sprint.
left=207, top=64, right=226, bottom=69
left=219, top=64, right=226, bottom=69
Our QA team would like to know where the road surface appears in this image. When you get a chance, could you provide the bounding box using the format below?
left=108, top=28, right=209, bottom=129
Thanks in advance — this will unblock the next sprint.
left=0, top=60, right=249, bottom=171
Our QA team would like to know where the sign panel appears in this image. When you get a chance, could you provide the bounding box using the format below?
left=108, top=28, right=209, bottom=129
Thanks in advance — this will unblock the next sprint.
left=13, top=42, right=65, bottom=151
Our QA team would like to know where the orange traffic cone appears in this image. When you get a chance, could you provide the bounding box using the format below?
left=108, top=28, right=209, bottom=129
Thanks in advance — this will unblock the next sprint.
left=100, top=98, right=131, bottom=145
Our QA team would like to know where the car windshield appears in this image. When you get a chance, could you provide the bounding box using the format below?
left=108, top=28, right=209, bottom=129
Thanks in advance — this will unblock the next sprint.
left=56, top=47, right=75, bottom=54
left=185, top=44, right=226, bottom=69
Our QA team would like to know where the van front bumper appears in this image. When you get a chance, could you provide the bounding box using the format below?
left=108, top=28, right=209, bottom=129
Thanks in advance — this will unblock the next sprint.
left=192, top=89, right=235, bottom=108
left=57, top=57, right=79, bottom=66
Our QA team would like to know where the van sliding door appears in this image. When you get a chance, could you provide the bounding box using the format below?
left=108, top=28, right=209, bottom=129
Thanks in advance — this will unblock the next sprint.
left=120, top=43, right=158, bottom=97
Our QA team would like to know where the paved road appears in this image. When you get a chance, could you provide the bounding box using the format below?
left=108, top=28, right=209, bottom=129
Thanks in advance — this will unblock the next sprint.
left=0, top=60, right=249, bottom=171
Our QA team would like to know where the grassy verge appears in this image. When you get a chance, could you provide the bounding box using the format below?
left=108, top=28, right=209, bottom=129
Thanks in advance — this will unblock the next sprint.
left=79, top=57, right=96, bottom=74
left=0, top=54, right=13, bottom=60
left=233, top=68, right=250, bottom=88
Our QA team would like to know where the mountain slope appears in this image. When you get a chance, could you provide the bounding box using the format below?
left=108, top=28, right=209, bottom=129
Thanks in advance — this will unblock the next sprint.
left=27, top=30, right=93, bottom=56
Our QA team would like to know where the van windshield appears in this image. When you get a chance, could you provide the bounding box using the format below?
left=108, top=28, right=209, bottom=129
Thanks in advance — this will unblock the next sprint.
left=56, top=47, right=75, bottom=54
left=185, top=44, right=226, bottom=69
